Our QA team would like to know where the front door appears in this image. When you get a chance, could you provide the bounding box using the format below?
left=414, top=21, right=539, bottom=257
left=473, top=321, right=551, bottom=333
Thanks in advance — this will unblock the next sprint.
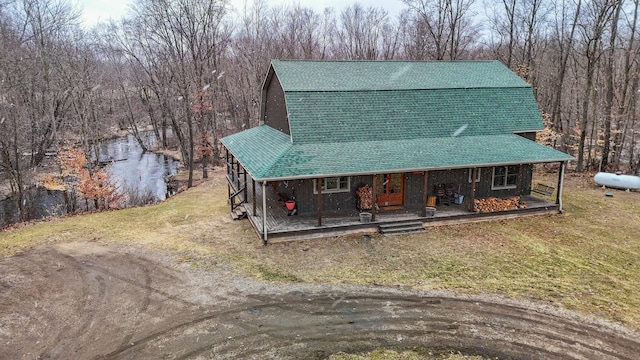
left=376, top=173, right=405, bottom=207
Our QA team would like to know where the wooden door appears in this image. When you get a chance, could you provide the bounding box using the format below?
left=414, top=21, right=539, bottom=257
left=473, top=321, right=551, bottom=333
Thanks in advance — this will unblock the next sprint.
left=376, top=173, right=405, bottom=207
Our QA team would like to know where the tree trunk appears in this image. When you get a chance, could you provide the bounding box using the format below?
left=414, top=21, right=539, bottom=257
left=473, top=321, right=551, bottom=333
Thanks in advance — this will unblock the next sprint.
left=122, top=84, right=148, bottom=152
left=613, top=0, right=640, bottom=166
left=576, top=60, right=595, bottom=172
left=551, top=0, right=581, bottom=142
left=600, top=2, right=621, bottom=170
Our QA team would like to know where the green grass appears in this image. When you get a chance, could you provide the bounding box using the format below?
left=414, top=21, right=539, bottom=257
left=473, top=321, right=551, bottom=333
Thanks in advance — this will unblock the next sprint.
left=255, top=264, right=303, bottom=282
left=2, top=170, right=639, bottom=329
left=329, top=348, right=484, bottom=360
left=0, top=173, right=254, bottom=257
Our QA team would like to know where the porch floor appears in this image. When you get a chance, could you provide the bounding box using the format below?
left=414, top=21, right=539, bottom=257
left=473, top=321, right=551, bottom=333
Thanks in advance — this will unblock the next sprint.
left=243, top=194, right=559, bottom=241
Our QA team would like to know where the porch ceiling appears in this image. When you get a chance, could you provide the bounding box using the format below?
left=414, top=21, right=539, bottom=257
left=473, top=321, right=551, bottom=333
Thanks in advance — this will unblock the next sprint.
left=222, top=125, right=574, bottom=181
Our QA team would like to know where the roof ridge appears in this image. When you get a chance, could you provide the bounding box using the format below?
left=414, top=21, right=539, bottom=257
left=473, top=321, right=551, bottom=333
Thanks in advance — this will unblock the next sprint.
left=271, top=60, right=529, bottom=92
left=273, top=59, right=499, bottom=63
left=284, top=86, right=531, bottom=93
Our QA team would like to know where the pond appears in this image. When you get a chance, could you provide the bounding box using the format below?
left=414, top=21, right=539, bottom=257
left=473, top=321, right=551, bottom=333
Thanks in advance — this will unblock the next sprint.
left=93, top=132, right=180, bottom=203
left=0, top=132, right=180, bottom=228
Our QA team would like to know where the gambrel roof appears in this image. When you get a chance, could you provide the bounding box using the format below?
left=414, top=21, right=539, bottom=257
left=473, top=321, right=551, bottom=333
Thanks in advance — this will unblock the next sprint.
left=222, top=60, right=573, bottom=181
left=272, top=60, right=529, bottom=91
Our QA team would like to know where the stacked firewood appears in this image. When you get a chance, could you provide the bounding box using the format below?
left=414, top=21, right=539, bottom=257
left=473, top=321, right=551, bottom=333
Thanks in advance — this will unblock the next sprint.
left=473, top=196, right=526, bottom=213
left=356, top=184, right=373, bottom=210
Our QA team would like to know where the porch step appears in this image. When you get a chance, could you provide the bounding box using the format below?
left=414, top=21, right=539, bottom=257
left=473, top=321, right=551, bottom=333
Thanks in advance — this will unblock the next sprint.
left=378, top=221, right=425, bottom=236
left=231, top=207, right=247, bottom=220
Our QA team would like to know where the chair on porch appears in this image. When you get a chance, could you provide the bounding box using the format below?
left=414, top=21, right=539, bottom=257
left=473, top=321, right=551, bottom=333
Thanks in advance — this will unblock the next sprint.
left=445, top=183, right=456, bottom=205
left=435, top=184, right=449, bottom=205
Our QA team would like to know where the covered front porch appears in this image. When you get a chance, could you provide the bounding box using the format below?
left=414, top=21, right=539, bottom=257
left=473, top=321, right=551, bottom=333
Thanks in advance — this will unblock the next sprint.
left=242, top=184, right=558, bottom=242
left=224, top=147, right=568, bottom=243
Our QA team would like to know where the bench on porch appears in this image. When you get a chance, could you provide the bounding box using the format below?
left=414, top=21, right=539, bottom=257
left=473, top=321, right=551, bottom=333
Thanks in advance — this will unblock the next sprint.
left=531, top=183, right=555, bottom=197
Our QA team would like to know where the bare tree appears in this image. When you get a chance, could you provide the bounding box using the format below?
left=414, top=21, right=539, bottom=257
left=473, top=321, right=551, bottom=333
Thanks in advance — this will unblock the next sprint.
left=488, top=0, right=518, bottom=67
left=14, top=0, right=81, bottom=166
left=600, top=0, right=624, bottom=170
left=613, top=0, right=640, bottom=169
left=6, top=0, right=640, bottom=209
left=111, top=0, right=231, bottom=187
left=575, top=0, right=617, bottom=172
left=277, top=4, right=322, bottom=59
left=402, top=0, right=478, bottom=60
left=0, top=0, right=85, bottom=219
left=548, top=0, right=581, bottom=141
left=336, top=4, right=392, bottom=60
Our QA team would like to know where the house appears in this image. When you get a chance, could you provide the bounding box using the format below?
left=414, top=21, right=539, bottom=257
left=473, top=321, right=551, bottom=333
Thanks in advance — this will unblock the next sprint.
left=221, top=60, right=574, bottom=243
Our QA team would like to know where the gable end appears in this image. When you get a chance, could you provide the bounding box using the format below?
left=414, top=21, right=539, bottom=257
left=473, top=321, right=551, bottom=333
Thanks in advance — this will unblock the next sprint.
left=262, top=66, right=291, bottom=135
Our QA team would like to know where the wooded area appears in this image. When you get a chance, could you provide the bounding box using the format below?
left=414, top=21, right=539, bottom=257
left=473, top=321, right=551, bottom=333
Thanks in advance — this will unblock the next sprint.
left=2, top=0, right=640, bottom=217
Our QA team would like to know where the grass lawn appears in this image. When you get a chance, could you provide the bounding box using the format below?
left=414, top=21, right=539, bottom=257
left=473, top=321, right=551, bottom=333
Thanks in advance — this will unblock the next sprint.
left=329, top=349, right=483, bottom=360
left=1, top=168, right=639, bottom=329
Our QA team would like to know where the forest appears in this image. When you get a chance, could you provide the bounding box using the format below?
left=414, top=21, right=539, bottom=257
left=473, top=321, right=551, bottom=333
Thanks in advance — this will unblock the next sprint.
left=1, top=0, right=640, bottom=218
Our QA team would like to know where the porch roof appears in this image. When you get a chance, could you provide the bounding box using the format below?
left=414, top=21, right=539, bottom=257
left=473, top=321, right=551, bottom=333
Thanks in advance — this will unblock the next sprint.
left=221, top=125, right=574, bottom=181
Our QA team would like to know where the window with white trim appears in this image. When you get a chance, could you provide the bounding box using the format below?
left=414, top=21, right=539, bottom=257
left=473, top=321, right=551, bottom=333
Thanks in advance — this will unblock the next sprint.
left=313, top=177, right=350, bottom=194
left=492, top=165, right=519, bottom=189
left=468, top=168, right=480, bottom=183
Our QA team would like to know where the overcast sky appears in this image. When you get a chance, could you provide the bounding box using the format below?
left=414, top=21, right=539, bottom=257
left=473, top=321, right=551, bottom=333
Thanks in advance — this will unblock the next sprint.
left=77, top=0, right=409, bottom=27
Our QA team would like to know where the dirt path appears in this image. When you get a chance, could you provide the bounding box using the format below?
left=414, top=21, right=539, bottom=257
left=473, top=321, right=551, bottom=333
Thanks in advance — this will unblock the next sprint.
left=1, top=243, right=638, bottom=359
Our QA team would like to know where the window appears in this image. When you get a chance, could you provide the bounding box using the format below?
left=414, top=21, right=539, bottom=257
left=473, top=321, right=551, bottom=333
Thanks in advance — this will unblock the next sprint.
left=468, top=168, right=480, bottom=183
left=492, top=165, right=519, bottom=189
left=313, top=177, right=350, bottom=194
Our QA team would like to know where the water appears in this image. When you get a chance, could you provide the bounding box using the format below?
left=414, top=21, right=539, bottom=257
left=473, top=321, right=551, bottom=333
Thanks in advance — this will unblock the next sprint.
left=1, top=132, right=180, bottom=227
left=93, top=132, right=180, bottom=202
left=0, top=187, right=67, bottom=227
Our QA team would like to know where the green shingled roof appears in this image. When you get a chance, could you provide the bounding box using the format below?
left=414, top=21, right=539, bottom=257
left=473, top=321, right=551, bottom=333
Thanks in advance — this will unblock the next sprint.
left=221, top=126, right=291, bottom=175
left=271, top=60, right=530, bottom=91
left=285, top=88, right=543, bottom=144
left=271, top=60, right=545, bottom=144
left=221, top=60, right=572, bottom=180
left=222, top=127, right=573, bottom=180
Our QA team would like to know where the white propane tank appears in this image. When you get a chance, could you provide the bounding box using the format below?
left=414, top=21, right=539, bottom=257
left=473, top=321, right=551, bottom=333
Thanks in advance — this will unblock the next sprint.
left=594, top=172, right=640, bottom=190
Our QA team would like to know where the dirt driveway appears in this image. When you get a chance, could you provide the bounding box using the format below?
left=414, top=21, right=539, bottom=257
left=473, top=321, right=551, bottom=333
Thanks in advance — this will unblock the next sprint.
left=1, top=242, right=639, bottom=360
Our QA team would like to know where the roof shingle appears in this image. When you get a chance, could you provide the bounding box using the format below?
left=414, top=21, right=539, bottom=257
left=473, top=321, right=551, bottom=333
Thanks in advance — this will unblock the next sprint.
left=222, top=130, right=573, bottom=180
left=271, top=60, right=530, bottom=91
left=285, top=87, right=543, bottom=144
left=221, top=60, right=572, bottom=180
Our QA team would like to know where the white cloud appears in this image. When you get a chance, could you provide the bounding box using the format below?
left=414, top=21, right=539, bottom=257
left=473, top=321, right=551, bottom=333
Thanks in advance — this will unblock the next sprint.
left=76, top=0, right=132, bottom=27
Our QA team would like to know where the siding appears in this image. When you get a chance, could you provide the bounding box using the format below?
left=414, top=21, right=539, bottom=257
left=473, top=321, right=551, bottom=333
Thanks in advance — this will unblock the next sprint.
left=517, top=132, right=537, bottom=141
left=406, top=166, right=533, bottom=208
left=275, top=176, right=371, bottom=215
left=473, top=165, right=533, bottom=198
left=404, top=173, right=424, bottom=205
left=263, top=74, right=290, bottom=134
left=253, top=166, right=535, bottom=215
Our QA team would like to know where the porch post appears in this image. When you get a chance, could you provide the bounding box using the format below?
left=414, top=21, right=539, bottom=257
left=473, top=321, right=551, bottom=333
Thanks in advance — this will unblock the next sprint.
left=262, top=181, right=268, bottom=244
left=371, top=174, right=377, bottom=221
left=516, top=164, right=524, bottom=196
left=243, top=169, right=247, bottom=202
left=557, top=161, right=566, bottom=212
left=235, top=157, right=240, bottom=189
left=421, top=171, right=429, bottom=217
left=468, top=167, right=478, bottom=212
left=317, top=177, right=323, bottom=227
left=252, top=178, right=256, bottom=215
